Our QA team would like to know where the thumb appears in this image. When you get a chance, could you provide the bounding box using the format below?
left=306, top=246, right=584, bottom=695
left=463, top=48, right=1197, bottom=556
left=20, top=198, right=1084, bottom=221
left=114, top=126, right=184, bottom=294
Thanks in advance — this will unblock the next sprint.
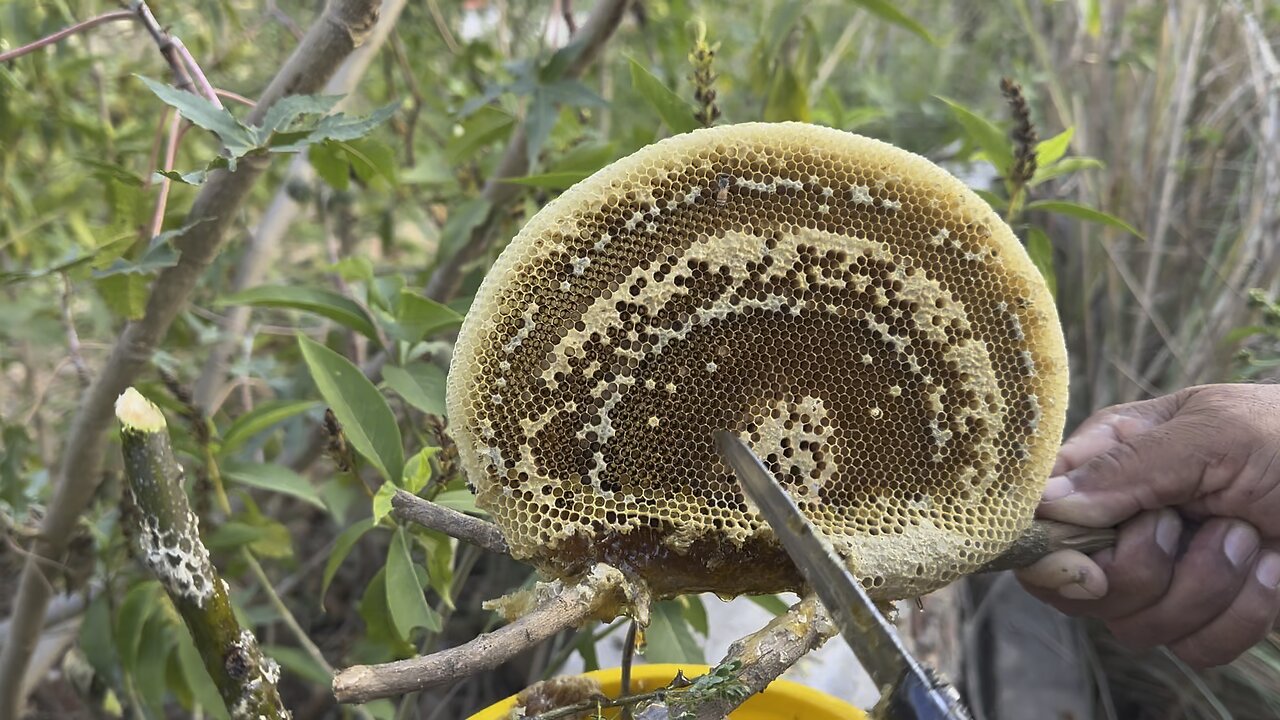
left=1039, top=414, right=1211, bottom=528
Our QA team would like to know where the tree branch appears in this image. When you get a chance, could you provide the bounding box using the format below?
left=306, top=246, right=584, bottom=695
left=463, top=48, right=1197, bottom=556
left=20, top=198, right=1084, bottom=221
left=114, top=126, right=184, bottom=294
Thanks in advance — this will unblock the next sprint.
left=115, top=389, right=288, bottom=718
left=193, top=0, right=410, bottom=414
left=390, top=490, right=509, bottom=555
left=332, top=564, right=637, bottom=704
left=0, top=2, right=383, bottom=715
left=0, top=10, right=135, bottom=63
left=421, top=0, right=630, bottom=302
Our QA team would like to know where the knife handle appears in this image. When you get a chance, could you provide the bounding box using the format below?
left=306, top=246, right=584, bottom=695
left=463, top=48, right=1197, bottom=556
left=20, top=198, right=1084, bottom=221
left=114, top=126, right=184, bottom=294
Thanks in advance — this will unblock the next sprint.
left=978, top=519, right=1116, bottom=573
left=878, top=666, right=972, bottom=720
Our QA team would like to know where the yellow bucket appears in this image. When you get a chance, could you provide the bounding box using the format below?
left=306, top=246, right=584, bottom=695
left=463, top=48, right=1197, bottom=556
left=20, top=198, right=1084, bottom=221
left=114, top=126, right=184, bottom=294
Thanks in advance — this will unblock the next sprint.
left=466, top=663, right=866, bottom=719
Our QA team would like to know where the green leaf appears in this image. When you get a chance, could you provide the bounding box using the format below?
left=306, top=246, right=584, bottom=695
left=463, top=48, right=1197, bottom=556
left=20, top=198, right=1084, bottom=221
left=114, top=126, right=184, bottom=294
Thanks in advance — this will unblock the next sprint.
left=322, top=518, right=376, bottom=606
left=500, top=171, right=591, bottom=190
left=417, top=530, right=456, bottom=611
left=1026, top=227, right=1057, bottom=298
left=972, top=188, right=1008, bottom=211
left=386, top=526, right=442, bottom=638
left=852, top=0, right=936, bottom=44
left=94, top=271, right=149, bottom=319
left=644, top=600, right=704, bottom=663
left=298, top=335, right=404, bottom=482
left=1029, top=156, right=1104, bottom=187
left=137, top=76, right=257, bottom=154
left=937, top=96, right=1014, bottom=176
left=79, top=593, right=116, bottom=681
left=746, top=594, right=792, bottom=616
left=433, top=489, right=481, bottom=515
left=1035, top=127, right=1074, bottom=167
left=383, top=363, right=447, bottom=417
left=1025, top=199, right=1144, bottom=238
left=343, top=138, right=398, bottom=185
left=221, top=286, right=381, bottom=344
left=116, top=582, right=161, bottom=673
left=263, top=644, right=332, bottom=685
left=372, top=481, right=397, bottom=524
left=220, top=399, right=320, bottom=455
left=257, top=94, right=343, bottom=137
left=679, top=595, right=708, bottom=637
left=403, top=447, right=440, bottom=494
left=154, top=168, right=208, bottom=186
left=390, top=290, right=463, bottom=344
left=329, top=256, right=375, bottom=283
left=437, top=198, right=493, bottom=264
left=627, top=57, right=700, bottom=134
left=358, top=568, right=411, bottom=653
left=763, top=66, right=810, bottom=123
left=446, top=106, right=515, bottom=163
left=222, top=461, right=325, bottom=510
left=175, top=625, right=230, bottom=719
left=204, top=521, right=272, bottom=551
left=309, top=142, right=351, bottom=190
left=134, top=611, right=177, bottom=712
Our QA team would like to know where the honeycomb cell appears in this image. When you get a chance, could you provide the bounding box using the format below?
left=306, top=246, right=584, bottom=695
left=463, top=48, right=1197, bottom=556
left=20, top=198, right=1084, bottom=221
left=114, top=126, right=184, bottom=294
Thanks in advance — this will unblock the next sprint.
left=447, top=122, right=1068, bottom=601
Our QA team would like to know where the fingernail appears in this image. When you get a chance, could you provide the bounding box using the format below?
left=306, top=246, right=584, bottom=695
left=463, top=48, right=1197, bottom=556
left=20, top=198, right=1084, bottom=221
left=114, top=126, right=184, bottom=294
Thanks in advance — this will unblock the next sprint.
left=1224, top=524, right=1260, bottom=568
left=1257, top=553, right=1280, bottom=589
left=1059, top=583, right=1103, bottom=600
left=1041, top=475, right=1073, bottom=502
left=1155, top=511, right=1181, bottom=557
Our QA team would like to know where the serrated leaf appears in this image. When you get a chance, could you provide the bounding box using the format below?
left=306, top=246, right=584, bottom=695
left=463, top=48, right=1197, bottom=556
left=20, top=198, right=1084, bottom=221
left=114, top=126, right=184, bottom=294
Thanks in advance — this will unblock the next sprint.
left=386, top=526, right=441, bottom=638
left=852, top=0, right=936, bottom=44
left=1026, top=199, right=1144, bottom=238
left=92, top=240, right=179, bottom=278
left=628, top=58, right=700, bottom=134
left=524, top=90, right=557, bottom=169
left=402, top=447, right=440, bottom=494
left=372, top=481, right=397, bottom=525
left=137, top=76, right=257, bottom=154
left=298, top=335, right=404, bottom=482
left=433, top=489, right=481, bottom=515
left=322, top=518, right=376, bottom=606
left=1035, top=127, right=1074, bottom=167
left=222, top=461, right=325, bottom=509
left=221, top=285, right=381, bottom=344
left=389, top=290, right=463, bottom=344
left=383, top=363, right=447, bottom=417
left=937, top=96, right=1014, bottom=176
left=1029, top=156, right=1104, bottom=186
left=258, top=94, right=343, bottom=137
left=644, top=600, right=704, bottom=663
left=1026, top=227, right=1057, bottom=297
left=220, top=399, right=321, bottom=455
left=310, top=102, right=399, bottom=143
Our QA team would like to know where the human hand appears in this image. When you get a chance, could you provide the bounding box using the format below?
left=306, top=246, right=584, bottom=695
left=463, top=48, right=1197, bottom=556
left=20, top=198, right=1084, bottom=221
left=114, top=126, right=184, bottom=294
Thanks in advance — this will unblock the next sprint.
left=1015, top=383, right=1280, bottom=668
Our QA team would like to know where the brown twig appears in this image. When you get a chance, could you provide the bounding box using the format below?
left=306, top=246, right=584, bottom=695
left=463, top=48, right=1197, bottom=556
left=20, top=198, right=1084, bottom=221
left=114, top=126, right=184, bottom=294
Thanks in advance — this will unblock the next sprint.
left=0, top=2, right=384, bottom=714
left=0, top=10, right=136, bottom=63
left=333, top=564, right=637, bottom=704
left=59, top=274, right=91, bottom=387
left=390, top=490, right=509, bottom=555
left=979, top=519, right=1116, bottom=573
left=422, top=0, right=630, bottom=302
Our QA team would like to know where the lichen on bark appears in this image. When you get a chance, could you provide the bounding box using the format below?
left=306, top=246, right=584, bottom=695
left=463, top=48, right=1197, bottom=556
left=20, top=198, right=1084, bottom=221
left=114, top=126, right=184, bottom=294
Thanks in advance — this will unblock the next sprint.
left=116, top=387, right=290, bottom=719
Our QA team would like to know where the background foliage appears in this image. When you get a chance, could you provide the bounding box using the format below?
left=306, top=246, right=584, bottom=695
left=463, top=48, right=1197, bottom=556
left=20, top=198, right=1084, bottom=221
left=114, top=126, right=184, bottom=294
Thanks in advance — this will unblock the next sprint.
left=2, top=1, right=1280, bottom=719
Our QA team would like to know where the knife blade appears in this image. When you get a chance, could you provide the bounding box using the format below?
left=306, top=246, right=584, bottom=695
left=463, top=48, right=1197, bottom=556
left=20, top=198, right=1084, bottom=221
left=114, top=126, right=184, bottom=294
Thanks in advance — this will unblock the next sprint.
left=714, top=430, right=970, bottom=720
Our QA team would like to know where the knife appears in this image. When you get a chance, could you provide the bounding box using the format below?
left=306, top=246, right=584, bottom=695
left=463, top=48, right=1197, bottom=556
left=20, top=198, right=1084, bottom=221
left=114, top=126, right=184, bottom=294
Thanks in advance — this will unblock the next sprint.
left=714, top=430, right=972, bottom=720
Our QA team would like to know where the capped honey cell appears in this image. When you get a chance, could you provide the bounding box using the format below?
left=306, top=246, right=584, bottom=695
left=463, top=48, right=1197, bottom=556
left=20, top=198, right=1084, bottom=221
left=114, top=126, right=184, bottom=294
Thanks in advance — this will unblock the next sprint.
left=447, top=122, right=1068, bottom=601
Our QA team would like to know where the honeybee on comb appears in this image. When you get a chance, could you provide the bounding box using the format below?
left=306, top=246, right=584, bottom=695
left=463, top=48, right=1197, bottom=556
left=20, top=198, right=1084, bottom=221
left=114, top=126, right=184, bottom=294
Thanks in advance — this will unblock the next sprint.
left=446, top=122, right=1068, bottom=602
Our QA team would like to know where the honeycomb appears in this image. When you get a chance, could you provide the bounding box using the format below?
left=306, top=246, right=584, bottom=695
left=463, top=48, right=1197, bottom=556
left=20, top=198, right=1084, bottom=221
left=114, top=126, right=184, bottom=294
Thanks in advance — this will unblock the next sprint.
left=447, top=122, right=1068, bottom=601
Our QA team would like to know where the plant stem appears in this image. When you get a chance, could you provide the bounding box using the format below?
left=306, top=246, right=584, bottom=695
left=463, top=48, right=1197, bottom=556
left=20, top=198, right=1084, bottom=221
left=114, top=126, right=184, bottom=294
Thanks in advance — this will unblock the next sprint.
left=114, top=388, right=289, bottom=719
left=0, top=10, right=136, bottom=63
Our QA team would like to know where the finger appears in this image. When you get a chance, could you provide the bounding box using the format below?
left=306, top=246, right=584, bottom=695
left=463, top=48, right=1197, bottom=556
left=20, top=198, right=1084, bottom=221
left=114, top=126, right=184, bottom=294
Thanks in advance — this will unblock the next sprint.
left=1106, top=519, right=1260, bottom=650
left=1016, top=510, right=1179, bottom=618
left=1166, top=551, right=1280, bottom=669
left=1051, top=397, right=1179, bottom=476
left=1015, top=549, right=1108, bottom=600
left=1039, top=412, right=1225, bottom=528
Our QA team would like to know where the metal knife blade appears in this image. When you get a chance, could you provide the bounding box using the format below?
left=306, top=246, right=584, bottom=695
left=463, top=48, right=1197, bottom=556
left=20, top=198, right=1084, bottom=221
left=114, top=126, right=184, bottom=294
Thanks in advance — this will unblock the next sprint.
left=714, top=430, right=968, bottom=719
